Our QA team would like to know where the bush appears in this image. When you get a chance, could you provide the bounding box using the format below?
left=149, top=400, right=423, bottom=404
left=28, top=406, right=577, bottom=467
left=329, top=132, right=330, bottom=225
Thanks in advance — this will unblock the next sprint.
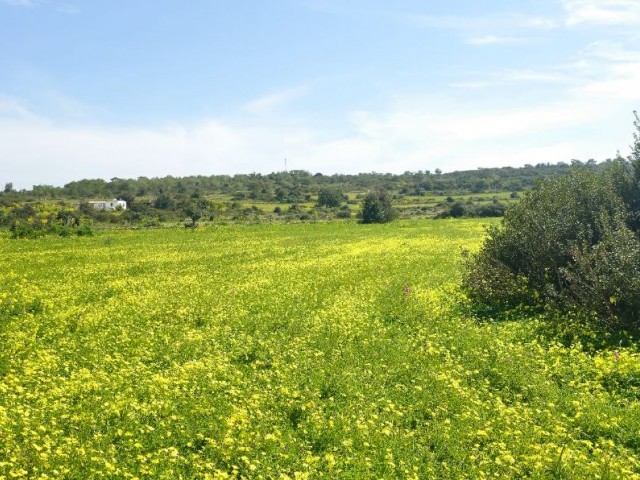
left=560, top=217, right=640, bottom=325
left=359, top=189, right=397, bottom=224
left=449, top=202, right=466, bottom=218
left=316, top=188, right=347, bottom=208
left=9, top=221, right=42, bottom=239
left=473, top=202, right=507, bottom=217
left=436, top=200, right=507, bottom=219
left=463, top=114, right=640, bottom=330
left=153, top=194, right=174, bottom=210
left=337, top=209, right=351, bottom=219
left=9, top=219, right=93, bottom=239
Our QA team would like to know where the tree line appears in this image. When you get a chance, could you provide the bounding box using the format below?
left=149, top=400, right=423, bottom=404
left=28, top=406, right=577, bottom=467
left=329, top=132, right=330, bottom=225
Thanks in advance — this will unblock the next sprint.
left=1, top=160, right=605, bottom=204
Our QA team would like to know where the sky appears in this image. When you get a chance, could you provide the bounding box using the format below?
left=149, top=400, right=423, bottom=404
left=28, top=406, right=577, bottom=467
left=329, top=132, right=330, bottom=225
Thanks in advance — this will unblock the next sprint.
left=1, top=0, right=640, bottom=189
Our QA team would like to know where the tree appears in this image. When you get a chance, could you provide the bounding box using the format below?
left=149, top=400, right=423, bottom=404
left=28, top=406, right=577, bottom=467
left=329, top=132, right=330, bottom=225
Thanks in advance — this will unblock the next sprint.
left=153, top=194, right=174, bottom=210
left=359, top=189, right=397, bottom=224
left=3, top=182, right=14, bottom=193
left=184, top=205, right=202, bottom=227
left=316, top=188, right=346, bottom=208
left=180, top=194, right=209, bottom=227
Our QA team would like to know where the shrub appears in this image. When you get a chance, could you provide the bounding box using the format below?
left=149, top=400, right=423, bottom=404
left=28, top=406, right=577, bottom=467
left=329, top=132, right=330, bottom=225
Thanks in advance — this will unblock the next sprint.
left=336, top=209, right=351, bottom=219
left=316, top=188, right=347, bottom=208
left=9, top=221, right=42, bottom=239
left=153, top=194, right=174, bottom=210
left=74, top=224, right=94, bottom=236
left=359, top=189, right=397, bottom=224
left=473, top=202, right=507, bottom=217
left=449, top=202, right=466, bottom=218
left=436, top=201, right=507, bottom=219
left=463, top=113, right=640, bottom=330
left=560, top=217, right=640, bottom=325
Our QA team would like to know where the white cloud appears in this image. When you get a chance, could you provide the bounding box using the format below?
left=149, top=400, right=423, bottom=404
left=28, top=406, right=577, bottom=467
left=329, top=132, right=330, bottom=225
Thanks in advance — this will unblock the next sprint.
left=57, top=3, right=79, bottom=14
left=574, top=62, right=640, bottom=99
left=566, top=40, right=640, bottom=100
left=525, top=17, right=559, bottom=29
left=448, top=68, right=576, bottom=91
left=0, top=95, right=44, bottom=122
left=465, top=35, right=529, bottom=46
left=0, top=0, right=79, bottom=12
left=563, top=0, right=640, bottom=26
left=582, top=40, right=640, bottom=62
left=350, top=99, right=597, bottom=148
left=0, top=89, right=633, bottom=191
left=449, top=81, right=494, bottom=89
left=242, top=86, right=309, bottom=115
left=0, top=0, right=42, bottom=6
left=403, top=12, right=558, bottom=32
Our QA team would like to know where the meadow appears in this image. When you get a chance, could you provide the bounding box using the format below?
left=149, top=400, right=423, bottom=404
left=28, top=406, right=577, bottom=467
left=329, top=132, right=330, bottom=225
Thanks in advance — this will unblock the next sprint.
left=1, top=219, right=640, bottom=479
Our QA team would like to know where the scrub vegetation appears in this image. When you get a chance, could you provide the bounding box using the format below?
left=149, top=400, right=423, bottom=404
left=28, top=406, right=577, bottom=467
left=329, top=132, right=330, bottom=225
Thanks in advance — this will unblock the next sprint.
left=0, top=160, right=611, bottom=228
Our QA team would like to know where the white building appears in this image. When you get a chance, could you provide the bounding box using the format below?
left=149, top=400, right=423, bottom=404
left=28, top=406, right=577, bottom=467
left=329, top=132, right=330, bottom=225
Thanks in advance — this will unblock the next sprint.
left=88, top=199, right=127, bottom=211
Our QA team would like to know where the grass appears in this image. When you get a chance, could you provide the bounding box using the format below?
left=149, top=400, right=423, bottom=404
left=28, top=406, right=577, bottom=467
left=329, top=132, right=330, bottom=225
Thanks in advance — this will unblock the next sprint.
left=1, top=219, right=640, bottom=478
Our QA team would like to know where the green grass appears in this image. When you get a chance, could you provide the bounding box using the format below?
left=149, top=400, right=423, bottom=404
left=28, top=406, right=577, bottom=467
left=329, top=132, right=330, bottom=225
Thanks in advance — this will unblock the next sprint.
left=1, top=219, right=640, bottom=478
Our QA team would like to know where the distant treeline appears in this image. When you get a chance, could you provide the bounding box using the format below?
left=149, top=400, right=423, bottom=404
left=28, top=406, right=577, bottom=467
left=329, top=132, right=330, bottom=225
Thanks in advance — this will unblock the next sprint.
left=2, top=159, right=605, bottom=203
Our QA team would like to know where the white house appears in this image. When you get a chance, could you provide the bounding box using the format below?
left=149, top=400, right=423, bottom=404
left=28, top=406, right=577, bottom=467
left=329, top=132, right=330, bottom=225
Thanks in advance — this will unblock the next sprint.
left=88, top=199, right=127, bottom=211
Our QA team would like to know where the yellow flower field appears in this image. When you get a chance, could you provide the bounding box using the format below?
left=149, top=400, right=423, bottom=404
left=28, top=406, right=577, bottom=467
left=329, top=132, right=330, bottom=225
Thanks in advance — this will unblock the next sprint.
left=1, top=220, right=640, bottom=479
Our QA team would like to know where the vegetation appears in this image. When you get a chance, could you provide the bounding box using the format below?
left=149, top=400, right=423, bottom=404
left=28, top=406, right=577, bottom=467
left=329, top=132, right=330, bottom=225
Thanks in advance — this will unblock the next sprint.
left=1, top=162, right=601, bottom=201
left=463, top=113, right=640, bottom=330
left=315, top=188, right=347, bottom=208
left=2, top=202, right=93, bottom=238
left=0, top=161, right=609, bottom=228
left=435, top=198, right=507, bottom=219
left=3, top=221, right=640, bottom=478
left=359, top=189, right=398, bottom=224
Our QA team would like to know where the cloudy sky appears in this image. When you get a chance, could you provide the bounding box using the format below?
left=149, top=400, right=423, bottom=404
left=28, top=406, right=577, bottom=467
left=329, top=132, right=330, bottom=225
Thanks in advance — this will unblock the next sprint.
left=1, top=0, right=640, bottom=189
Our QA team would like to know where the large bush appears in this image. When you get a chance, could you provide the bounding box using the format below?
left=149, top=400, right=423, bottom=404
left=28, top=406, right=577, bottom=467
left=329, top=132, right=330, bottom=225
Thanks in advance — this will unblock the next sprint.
left=316, top=188, right=347, bottom=208
left=359, top=189, right=397, bottom=224
left=463, top=113, right=640, bottom=329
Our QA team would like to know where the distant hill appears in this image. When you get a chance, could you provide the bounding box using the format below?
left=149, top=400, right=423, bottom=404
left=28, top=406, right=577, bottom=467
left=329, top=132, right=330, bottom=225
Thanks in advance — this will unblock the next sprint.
left=3, top=159, right=605, bottom=202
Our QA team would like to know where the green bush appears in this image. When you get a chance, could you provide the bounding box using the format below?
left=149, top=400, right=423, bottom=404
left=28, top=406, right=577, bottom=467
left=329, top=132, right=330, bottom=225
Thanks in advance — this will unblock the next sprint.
left=463, top=113, right=640, bottom=329
left=9, top=221, right=43, bottom=239
left=359, top=189, right=397, bottom=224
left=9, top=219, right=93, bottom=239
left=316, top=188, right=347, bottom=208
left=336, top=208, right=351, bottom=219
left=559, top=216, right=640, bottom=325
left=436, top=200, right=507, bottom=219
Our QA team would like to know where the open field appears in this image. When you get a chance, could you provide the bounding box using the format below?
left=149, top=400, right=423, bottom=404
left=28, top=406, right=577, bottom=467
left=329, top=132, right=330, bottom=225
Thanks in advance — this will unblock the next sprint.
left=2, top=220, right=640, bottom=479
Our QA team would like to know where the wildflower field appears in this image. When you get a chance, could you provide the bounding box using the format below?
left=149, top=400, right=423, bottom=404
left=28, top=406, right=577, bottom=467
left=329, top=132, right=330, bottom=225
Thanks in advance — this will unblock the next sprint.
left=1, top=219, right=640, bottom=479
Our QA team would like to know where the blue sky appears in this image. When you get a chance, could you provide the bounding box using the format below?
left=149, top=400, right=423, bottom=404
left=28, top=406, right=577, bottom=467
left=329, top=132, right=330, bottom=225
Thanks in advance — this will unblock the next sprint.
left=1, top=0, right=640, bottom=189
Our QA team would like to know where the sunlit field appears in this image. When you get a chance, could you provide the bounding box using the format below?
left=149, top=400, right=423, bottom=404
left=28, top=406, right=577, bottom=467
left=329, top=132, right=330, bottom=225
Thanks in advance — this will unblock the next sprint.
left=2, top=220, right=640, bottom=479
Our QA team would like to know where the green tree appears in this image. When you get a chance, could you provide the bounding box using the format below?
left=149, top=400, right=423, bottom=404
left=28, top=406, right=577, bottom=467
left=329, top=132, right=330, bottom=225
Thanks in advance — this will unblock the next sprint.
left=316, top=188, right=346, bottom=208
left=153, top=194, right=175, bottom=210
left=359, top=189, right=397, bottom=224
left=179, top=194, right=209, bottom=227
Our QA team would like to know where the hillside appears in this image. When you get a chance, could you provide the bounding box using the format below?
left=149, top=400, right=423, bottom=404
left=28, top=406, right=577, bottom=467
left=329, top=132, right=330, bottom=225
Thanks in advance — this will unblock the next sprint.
left=1, top=161, right=606, bottom=229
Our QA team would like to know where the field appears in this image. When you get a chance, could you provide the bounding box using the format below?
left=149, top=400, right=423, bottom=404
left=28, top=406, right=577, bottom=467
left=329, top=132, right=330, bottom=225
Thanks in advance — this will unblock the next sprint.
left=2, top=219, right=640, bottom=479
